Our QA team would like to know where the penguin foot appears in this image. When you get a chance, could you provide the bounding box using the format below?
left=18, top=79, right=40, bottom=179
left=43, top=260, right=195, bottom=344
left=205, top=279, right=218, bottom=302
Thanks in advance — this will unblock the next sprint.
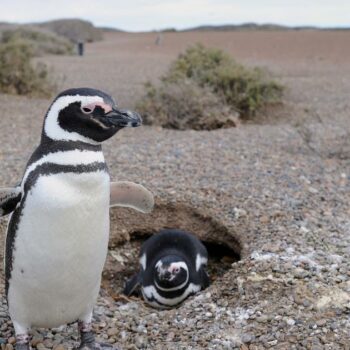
left=15, top=334, right=31, bottom=350
left=15, top=344, right=31, bottom=350
left=75, top=331, right=116, bottom=350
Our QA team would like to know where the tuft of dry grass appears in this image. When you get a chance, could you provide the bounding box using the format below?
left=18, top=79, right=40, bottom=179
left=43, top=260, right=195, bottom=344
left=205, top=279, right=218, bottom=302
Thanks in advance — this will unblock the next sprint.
left=0, top=38, right=55, bottom=97
left=138, top=79, right=238, bottom=130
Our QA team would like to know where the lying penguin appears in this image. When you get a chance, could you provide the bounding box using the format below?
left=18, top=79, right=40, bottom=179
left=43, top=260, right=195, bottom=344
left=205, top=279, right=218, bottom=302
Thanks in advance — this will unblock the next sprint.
left=124, top=229, right=210, bottom=308
left=0, top=88, right=154, bottom=350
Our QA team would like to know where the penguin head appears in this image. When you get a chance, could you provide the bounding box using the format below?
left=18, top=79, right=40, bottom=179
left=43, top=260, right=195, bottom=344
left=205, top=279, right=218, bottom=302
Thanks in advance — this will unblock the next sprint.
left=154, top=255, right=189, bottom=290
left=43, top=87, right=142, bottom=144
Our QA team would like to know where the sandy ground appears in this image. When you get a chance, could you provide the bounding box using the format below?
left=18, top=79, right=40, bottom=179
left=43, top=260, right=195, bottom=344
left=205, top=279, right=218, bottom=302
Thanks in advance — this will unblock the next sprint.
left=0, top=31, right=350, bottom=349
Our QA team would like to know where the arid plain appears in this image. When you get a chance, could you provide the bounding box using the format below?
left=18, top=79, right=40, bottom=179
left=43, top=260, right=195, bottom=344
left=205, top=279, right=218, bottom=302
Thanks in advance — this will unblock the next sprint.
left=0, top=30, right=350, bottom=349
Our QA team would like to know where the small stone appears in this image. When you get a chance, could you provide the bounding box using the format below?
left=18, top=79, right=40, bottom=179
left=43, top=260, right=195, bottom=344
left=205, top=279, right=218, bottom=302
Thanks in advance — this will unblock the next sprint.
left=31, top=338, right=44, bottom=347
left=286, top=318, right=295, bottom=326
left=241, top=334, right=254, bottom=343
left=166, top=332, right=175, bottom=342
left=256, top=315, right=268, bottom=323
left=107, top=328, right=119, bottom=337
left=53, top=345, right=66, bottom=350
left=267, top=340, right=278, bottom=346
left=316, top=319, right=327, bottom=327
left=308, top=187, right=318, bottom=194
left=36, top=343, right=48, bottom=350
left=7, top=339, right=15, bottom=346
left=43, top=340, right=53, bottom=348
left=135, top=336, right=147, bottom=348
left=303, top=299, right=311, bottom=307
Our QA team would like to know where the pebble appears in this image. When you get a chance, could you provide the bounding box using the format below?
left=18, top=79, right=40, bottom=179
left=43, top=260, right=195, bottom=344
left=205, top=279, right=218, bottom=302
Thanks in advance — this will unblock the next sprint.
left=0, top=78, right=350, bottom=349
left=53, top=345, right=65, bottom=350
left=7, top=339, right=15, bottom=346
left=36, top=344, right=48, bottom=350
left=107, top=328, right=119, bottom=337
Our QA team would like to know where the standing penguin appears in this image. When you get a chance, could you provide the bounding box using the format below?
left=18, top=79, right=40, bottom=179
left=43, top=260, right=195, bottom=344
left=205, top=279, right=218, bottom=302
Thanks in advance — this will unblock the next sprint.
left=0, top=88, right=154, bottom=350
left=124, top=229, right=210, bottom=309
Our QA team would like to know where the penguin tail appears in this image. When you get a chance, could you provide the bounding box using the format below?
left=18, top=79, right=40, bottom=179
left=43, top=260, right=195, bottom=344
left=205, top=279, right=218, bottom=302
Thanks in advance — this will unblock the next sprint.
left=0, top=187, right=21, bottom=217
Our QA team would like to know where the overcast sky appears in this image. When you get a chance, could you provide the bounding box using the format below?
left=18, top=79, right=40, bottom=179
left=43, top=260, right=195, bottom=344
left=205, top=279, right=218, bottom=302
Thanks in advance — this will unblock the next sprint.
left=1, top=0, right=349, bottom=32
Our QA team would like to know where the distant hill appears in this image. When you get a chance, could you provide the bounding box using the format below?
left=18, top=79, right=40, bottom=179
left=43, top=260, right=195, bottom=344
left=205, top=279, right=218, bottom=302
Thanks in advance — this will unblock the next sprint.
left=183, top=23, right=350, bottom=32
left=184, top=23, right=307, bottom=31
left=39, top=19, right=103, bottom=42
left=99, top=26, right=124, bottom=32
left=0, top=19, right=103, bottom=44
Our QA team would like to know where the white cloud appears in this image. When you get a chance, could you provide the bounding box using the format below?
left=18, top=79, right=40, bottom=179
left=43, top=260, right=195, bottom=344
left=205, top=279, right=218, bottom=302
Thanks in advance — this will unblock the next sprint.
left=0, top=0, right=349, bottom=31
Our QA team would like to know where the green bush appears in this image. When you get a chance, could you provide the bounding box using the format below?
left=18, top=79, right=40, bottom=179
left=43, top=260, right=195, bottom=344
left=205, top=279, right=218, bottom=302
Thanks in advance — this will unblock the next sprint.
left=164, top=44, right=283, bottom=118
left=0, top=39, right=55, bottom=97
left=138, top=44, right=283, bottom=130
left=1, top=26, right=74, bottom=56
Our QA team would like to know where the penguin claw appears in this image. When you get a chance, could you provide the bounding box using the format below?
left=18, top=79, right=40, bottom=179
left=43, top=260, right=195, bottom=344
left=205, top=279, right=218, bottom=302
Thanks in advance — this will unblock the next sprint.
left=15, top=344, right=31, bottom=350
left=74, top=343, right=116, bottom=350
left=74, top=331, right=118, bottom=350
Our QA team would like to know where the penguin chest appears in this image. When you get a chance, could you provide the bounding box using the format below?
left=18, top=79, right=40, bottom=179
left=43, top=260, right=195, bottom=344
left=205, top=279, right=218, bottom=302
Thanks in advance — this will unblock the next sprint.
left=8, top=170, right=110, bottom=327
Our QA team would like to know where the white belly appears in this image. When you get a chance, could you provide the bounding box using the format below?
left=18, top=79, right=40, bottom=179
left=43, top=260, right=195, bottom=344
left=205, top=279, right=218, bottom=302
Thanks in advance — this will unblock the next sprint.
left=7, top=170, right=110, bottom=328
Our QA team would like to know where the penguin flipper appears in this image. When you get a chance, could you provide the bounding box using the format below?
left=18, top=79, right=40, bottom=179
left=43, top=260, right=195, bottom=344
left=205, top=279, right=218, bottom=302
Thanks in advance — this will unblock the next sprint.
left=200, top=269, right=210, bottom=289
left=110, top=181, right=154, bottom=213
left=123, top=272, right=142, bottom=296
left=0, top=187, right=21, bottom=217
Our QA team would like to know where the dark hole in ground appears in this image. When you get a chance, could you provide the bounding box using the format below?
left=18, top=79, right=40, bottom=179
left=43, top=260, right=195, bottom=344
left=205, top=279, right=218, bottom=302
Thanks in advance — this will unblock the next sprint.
left=101, top=232, right=240, bottom=301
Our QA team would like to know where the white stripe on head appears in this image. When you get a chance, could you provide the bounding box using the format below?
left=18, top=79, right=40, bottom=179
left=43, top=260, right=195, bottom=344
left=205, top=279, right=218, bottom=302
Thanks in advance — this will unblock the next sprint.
left=154, top=272, right=189, bottom=292
left=142, top=283, right=201, bottom=308
left=21, top=150, right=105, bottom=190
left=140, top=253, right=147, bottom=270
left=196, top=254, right=208, bottom=271
left=169, top=261, right=187, bottom=271
left=44, top=95, right=104, bottom=144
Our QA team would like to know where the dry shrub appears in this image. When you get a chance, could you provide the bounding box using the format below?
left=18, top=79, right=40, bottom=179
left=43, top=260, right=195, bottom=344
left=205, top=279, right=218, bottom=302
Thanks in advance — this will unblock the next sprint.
left=138, top=44, right=284, bottom=130
left=1, top=26, right=74, bottom=56
left=0, top=39, right=55, bottom=97
left=165, top=44, right=283, bottom=119
left=139, top=80, right=238, bottom=130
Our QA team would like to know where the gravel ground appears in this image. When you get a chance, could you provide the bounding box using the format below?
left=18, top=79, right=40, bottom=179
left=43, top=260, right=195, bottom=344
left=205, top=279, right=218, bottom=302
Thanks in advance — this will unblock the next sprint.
left=1, top=31, right=350, bottom=349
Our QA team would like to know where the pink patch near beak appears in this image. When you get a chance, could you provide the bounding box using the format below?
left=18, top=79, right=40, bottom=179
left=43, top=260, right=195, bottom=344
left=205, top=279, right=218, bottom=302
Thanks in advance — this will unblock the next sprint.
left=81, top=102, right=112, bottom=114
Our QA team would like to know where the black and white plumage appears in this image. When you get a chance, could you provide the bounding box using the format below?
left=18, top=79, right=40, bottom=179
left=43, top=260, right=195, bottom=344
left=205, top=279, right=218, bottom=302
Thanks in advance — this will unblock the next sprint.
left=0, top=88, right=154, bottom=350
left=124, top=229, right=210, bottom=309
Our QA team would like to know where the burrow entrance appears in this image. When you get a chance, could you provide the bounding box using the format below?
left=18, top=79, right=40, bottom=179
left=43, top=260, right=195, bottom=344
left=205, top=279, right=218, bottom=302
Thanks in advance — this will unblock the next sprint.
left=101, top=202, right=242, bottom=302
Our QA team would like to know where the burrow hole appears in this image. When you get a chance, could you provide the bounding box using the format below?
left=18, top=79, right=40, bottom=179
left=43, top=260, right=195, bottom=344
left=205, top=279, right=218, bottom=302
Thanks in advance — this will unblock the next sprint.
left=102, top=202, right=241, bottom=301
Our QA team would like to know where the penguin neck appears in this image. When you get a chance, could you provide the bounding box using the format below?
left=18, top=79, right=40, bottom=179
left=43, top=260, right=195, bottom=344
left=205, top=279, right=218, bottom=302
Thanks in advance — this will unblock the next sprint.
left=25, top=134, right=103, bottom=169
left=40, top=133, right=103, bottom=153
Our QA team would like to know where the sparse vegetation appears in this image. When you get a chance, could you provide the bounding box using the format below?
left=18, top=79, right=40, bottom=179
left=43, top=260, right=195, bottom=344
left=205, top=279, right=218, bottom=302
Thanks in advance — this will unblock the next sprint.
left=138, top=44, right=283, bottom=130
left=0, top=38, right=55, bottom=97
left=1, top=26, right=74, bottom=56
left=139, top=80, right=238, bottom=130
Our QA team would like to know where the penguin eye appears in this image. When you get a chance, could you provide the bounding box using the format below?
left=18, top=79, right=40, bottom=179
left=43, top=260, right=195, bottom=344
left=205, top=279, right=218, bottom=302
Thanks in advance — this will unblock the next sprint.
left=81, top=106, right=94, bottom=114
left=174, top=267, right=180, bottom=274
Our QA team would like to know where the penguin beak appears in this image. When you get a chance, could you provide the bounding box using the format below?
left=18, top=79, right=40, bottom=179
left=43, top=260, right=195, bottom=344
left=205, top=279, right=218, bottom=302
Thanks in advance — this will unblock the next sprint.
left=160, top=271, right=172, bottom=281
left=105, top=108, right=142, bottom=128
